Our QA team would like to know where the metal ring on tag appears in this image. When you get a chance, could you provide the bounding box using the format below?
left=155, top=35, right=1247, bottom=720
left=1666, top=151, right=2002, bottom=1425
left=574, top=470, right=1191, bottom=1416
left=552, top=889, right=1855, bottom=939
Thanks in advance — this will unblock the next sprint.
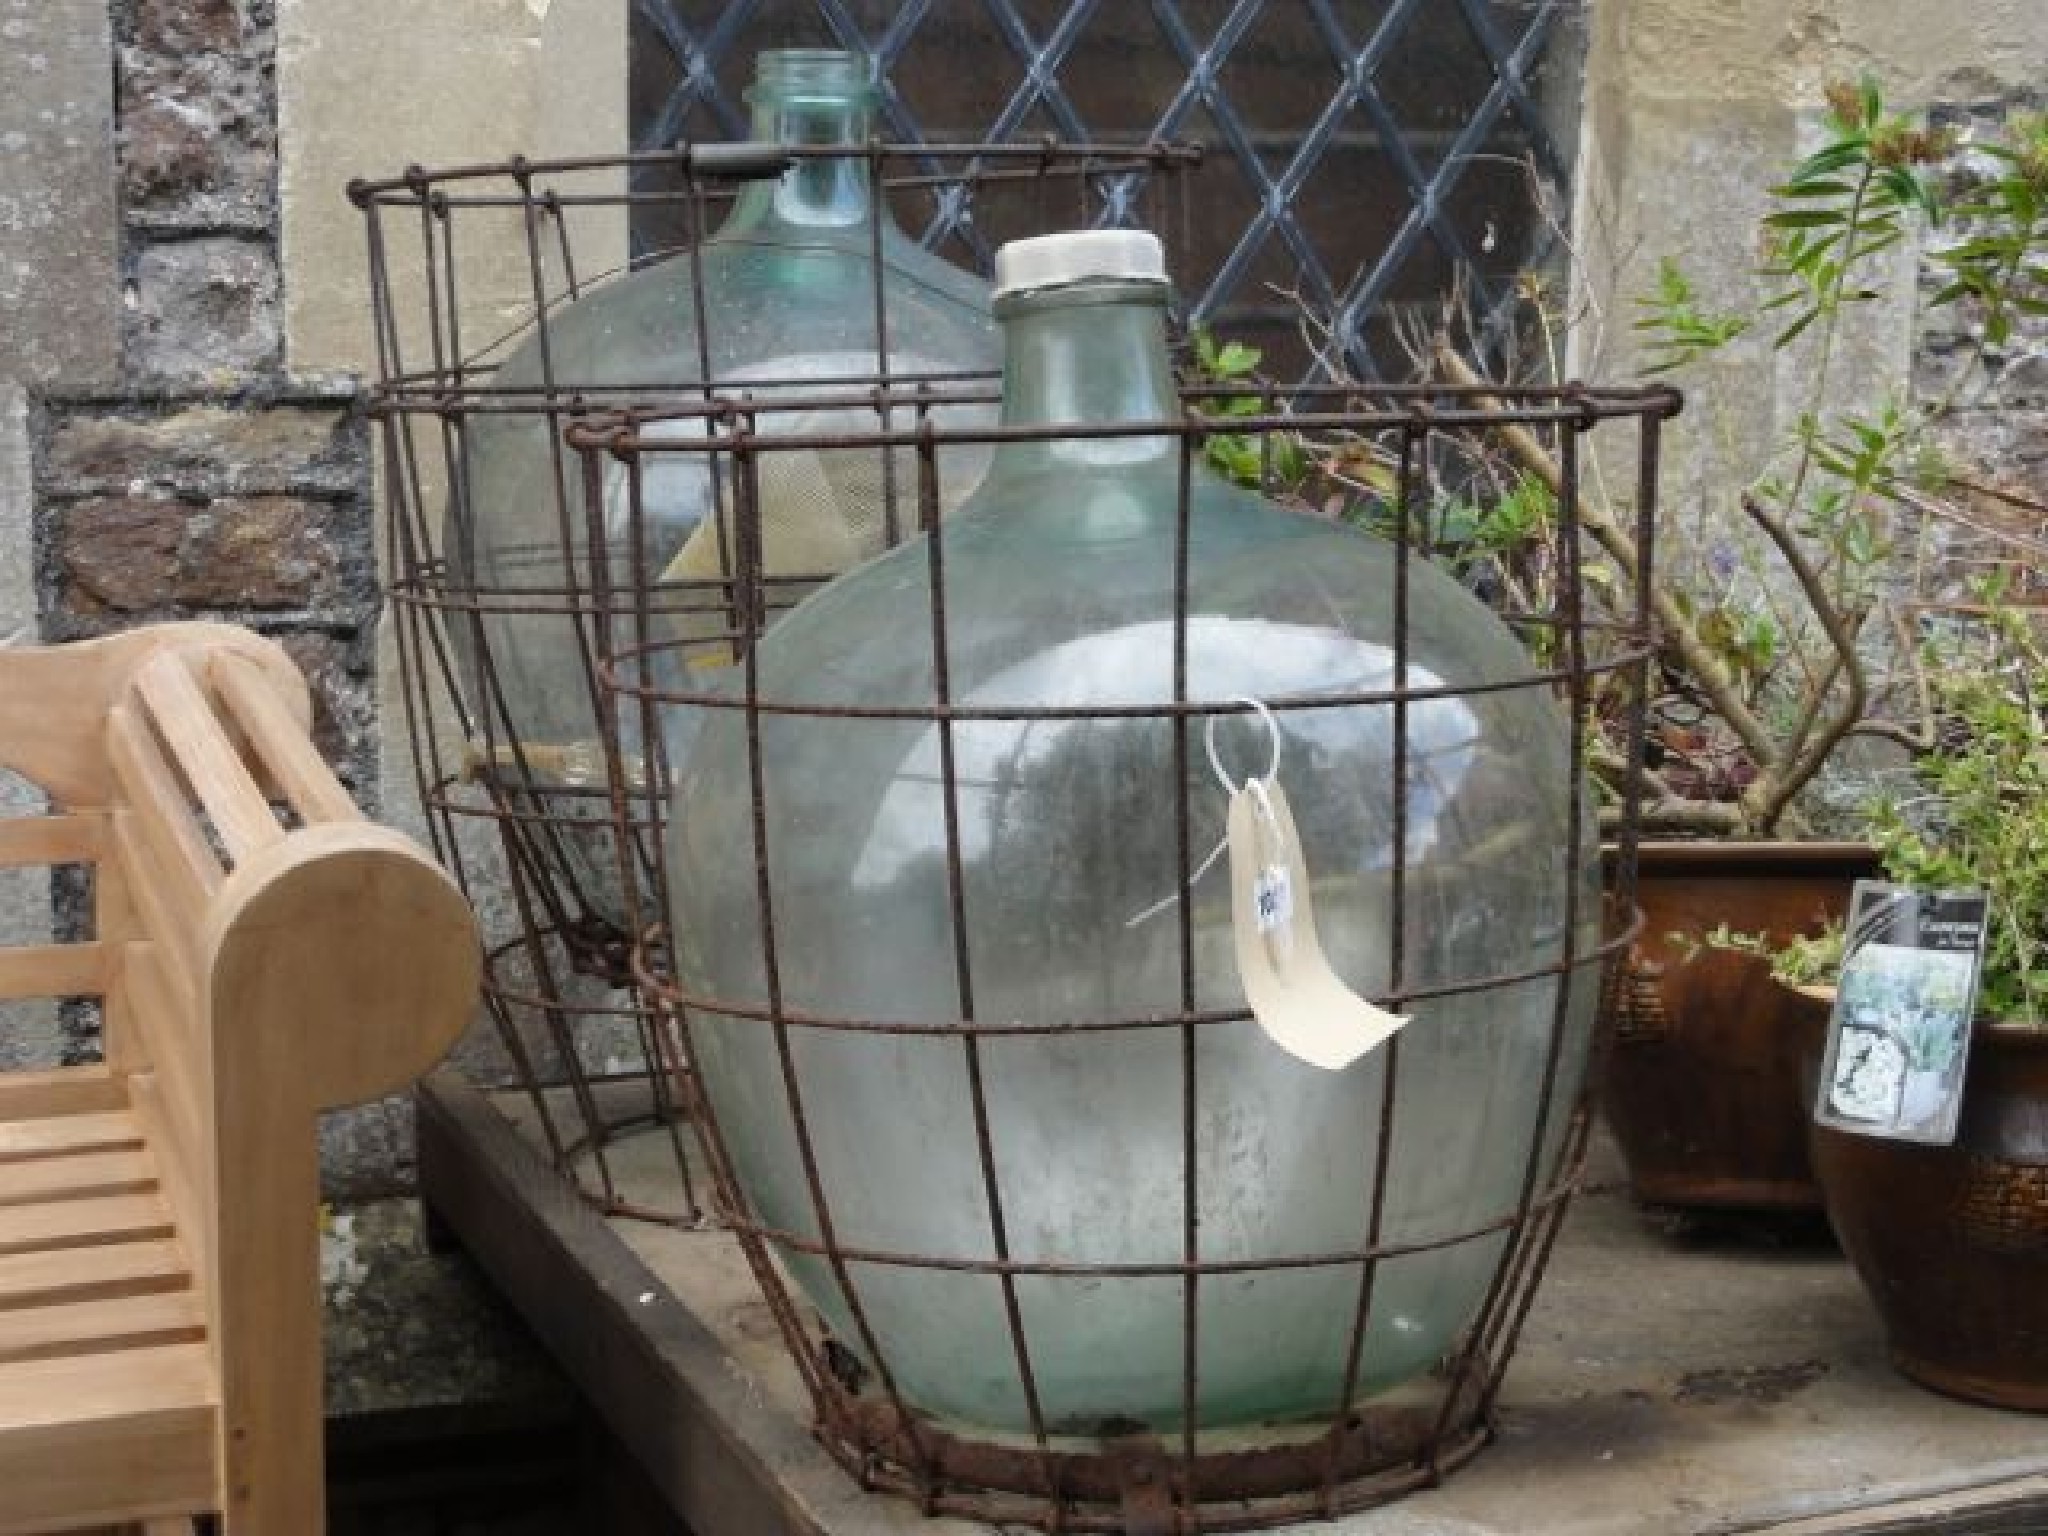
left=1205, top=696, right=1283, bottom=796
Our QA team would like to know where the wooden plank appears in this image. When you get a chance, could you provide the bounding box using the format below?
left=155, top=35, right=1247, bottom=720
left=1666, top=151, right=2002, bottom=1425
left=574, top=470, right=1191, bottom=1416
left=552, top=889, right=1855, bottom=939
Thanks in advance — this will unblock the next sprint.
left=0, top=940, right=106, bottom=1001
left=0, top=1193, right=173, bottom=1257
left=124, top=945, right=207, bottom=1160
left=0, top=1109, right=141, bottom=1163
left=96, top=826, right=146, bottom=1078
left=127, top=1074, right=211, bottom=1305
left=210, top=653, right=361, bottom=828
left=107, top=705, right=224, bottom=909
left=0, top=812, right=104, bottom=871
left=112, top=815, right=205, bottom=1008
left=201, top=818, right=475, bottom=1534
left=0, top=1239, right=187, bottom=1311
left=0, top=1285, right=205, bottom=1363
left=0, top=1148, right=154, bottom=1208
left=130, top=651, right=282, bottom=866
left=417, top=1068, right=834, bottom=1536
left=0, top=1341, right=216, bottom=1534
left=0, top=623, right=299, bottom=807
left=0, top=1067, right=123, bottom=1121
left=123, top=943, right=202, bottom=1076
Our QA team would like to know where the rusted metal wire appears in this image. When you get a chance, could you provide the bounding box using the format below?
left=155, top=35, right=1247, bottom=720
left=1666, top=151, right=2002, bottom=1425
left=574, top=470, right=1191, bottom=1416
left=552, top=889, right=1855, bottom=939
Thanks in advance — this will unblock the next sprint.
left=583, top=382, right=1672, bottom=1528
left=363, top=138, right=1678, bottom=1530
left=362, top=139, right=1204, bottom=1235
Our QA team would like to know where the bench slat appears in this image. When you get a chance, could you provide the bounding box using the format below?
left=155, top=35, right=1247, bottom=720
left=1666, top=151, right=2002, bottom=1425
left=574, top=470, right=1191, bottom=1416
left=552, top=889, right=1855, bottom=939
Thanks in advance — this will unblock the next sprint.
left=132, top=651, right=283, bottom=865
left=0, top=1110, right=142, bottom=1164
left=0, top=1340, right=216, bottom=1534
left=211, top=653, right=361, bottom=827
left=0, top=813, right=104, bottom=872
left=0, top=1239, right=189, bottom=1312
left=0, top=1149, right=155, bottom=1210
left=0, top=1067, right=124, bottom=1122
left=107, top=705, right=224, bottom=907
left=0, top=1286, right=205, bottom=1364
left=0, top=941, right=107, bottom=1002
left=0, top=1193, right=174, bottom=1257
left=112, top=820, right=207, bottom=1011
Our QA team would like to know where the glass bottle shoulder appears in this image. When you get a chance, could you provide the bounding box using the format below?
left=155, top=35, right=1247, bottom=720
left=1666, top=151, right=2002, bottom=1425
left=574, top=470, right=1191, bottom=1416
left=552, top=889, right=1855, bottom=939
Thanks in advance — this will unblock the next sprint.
left=486, top=224, right=994, bottom=393
left=746, top=468, right=1535, bottom=713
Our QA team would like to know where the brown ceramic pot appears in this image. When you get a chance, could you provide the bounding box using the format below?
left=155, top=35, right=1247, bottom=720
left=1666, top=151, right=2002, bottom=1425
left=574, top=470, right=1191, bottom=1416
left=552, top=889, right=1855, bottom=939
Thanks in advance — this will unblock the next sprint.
left=1600, top=841, right=1879, bottom=1211
left=1810, top=1022, right=2048, bottom=1411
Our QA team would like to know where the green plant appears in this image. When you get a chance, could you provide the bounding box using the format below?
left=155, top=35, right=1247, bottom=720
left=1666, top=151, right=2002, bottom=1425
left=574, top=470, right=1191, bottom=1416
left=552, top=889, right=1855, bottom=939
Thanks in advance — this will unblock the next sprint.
left=1695, top=921, right=1845, bottom=989
left=1426, top=81, right=2048, bottom=839
left=1181, top=328, right=1308, bottom=490
left=1727, top=589, right=2048, bottom=1026
left=1930, top=109, right=2048, bottom=349
left=1864, top=593, right=2048, bottom=1024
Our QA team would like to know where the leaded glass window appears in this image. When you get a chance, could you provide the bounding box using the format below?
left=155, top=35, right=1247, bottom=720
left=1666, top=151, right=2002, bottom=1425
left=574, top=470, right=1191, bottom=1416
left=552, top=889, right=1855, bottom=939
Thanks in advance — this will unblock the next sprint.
left=632, top=1, right=1582, bottom=382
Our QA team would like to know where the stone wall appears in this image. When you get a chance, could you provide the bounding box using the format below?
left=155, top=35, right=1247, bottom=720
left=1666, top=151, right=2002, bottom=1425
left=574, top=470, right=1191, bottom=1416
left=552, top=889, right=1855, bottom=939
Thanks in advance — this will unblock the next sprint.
left=38, top=0, right=379, bottom=790
left=0, top=0, right=623, bottom=1191
left=1572, top=0, right=2048, bottom=448
left=1, top=0, right=390, bottom=1184
left=1568, top=1, right=2048, bottom=829
left=15, top=0, right=376, bottom=772
left=1919, top=96, right=2048, bottom=608
left=1, top=0, right=122, bottom=1067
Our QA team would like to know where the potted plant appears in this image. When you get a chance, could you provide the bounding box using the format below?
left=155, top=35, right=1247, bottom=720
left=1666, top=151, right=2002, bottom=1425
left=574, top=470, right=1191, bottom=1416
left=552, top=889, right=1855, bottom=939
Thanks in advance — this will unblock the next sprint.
left=1773, top=587, right=2048, bottom=1407
left=1418, top=85, right=2048, bottom=1214
left=1182, top=84, right=2045, bottom=1214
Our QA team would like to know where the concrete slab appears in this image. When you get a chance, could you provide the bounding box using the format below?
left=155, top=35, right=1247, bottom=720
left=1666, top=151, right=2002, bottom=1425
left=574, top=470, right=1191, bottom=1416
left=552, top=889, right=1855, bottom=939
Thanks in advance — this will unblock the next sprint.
left=420, top=1070, right=2048, bottom=1536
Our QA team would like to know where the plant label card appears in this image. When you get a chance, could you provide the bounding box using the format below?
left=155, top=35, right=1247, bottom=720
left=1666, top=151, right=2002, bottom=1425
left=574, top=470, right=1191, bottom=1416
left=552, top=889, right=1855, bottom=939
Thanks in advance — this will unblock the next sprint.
left=1814, top=880, right=1988, bottom=1145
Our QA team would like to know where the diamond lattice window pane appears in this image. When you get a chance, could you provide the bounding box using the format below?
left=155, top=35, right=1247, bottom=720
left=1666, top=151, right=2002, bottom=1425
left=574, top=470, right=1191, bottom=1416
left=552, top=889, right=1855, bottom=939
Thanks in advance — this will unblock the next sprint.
left=629, top=0, right=1581, bottom=382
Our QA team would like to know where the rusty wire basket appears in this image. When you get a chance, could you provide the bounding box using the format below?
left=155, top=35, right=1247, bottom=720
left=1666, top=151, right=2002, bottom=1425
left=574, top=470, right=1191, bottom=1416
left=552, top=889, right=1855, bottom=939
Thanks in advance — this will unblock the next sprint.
left=563, top=370, right=1676, bottom=1528
left=355, top=140, right=1200, bottom=1221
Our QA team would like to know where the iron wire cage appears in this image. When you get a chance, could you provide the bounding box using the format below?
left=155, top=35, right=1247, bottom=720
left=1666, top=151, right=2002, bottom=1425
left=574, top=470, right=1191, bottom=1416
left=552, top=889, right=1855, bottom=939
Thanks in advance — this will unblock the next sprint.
left=568, top=372, right=1676, bottom=1529
left=356, top=140, right=1201, bottom=1221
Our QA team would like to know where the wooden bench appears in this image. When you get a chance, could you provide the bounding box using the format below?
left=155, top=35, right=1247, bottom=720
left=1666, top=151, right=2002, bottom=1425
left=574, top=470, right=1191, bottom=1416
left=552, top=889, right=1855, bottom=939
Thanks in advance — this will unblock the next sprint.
left=0, top=623, right=481, bottom=1534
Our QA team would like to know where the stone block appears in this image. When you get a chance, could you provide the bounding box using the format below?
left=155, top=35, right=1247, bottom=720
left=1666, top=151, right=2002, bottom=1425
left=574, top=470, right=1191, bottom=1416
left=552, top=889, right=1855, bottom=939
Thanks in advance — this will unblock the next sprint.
left=50, top=491, right=360, bottom=614
left=122, top=94, right=220, bottom=206
left=275, top=626, right=377, bottom=789
left=279, top=0, right=627, bottom=378
left=0, top=0, right=120, bottom=388
left=135, top=0, right=248, bottom=57
left=126, top=237, right=283, bottom=385
left=0, top=386, right=32, bottom=642
left=118, top=39, right=276, bottom=229
left=44, top=403, right=361, bottom=497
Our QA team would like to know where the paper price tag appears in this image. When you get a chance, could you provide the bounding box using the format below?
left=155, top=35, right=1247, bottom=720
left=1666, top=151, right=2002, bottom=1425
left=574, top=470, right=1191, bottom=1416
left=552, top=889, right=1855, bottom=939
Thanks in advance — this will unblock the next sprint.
left=1226, top=777, right=1407, bottom=1072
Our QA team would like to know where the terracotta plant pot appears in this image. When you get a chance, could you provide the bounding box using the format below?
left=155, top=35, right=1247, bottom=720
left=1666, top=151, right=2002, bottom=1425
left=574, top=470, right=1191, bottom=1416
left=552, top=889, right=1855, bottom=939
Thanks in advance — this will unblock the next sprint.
left=1810, top=1021, right=2048, bottom=1411
left=1600, top=841, right=1879, bottom=1211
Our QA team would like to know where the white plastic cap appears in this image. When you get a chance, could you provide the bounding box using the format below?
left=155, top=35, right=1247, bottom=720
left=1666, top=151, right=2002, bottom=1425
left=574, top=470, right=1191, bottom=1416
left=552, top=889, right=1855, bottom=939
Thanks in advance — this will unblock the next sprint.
left=992, top=229, right=1167, bottom=299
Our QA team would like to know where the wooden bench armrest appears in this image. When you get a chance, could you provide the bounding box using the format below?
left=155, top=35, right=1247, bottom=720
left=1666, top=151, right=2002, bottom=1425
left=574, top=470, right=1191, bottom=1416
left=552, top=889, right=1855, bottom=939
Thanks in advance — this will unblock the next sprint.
left=0, top=623, right=307, bottom=810
left=0, top=621, right=482, bottom=1532
left=206, top=822, right=479, bottom=1113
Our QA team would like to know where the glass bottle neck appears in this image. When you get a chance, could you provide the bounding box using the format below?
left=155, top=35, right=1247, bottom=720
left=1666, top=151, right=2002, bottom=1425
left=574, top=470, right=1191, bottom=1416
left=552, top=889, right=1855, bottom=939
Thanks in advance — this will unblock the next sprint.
left=727, top=92, right=874, bottom=232
left=994, top=284, right=1180, bottom=473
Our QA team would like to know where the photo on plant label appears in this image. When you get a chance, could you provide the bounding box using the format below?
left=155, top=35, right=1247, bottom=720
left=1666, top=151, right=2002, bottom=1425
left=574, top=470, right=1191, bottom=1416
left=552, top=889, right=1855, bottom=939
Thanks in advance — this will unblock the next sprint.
left=1814, top=881, right=1988, bottom=1145
left=1823, top=943, right=1974, bottom=1132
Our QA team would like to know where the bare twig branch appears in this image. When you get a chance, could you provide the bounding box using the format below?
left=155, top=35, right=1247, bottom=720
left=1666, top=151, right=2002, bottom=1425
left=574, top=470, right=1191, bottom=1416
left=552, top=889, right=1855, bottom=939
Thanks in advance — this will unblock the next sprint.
left=1946, top=472, right=2048, bottom=523
left=1734, top=490, right=1869, bottom=829
left=1431, top=339, right=1788, bottom=831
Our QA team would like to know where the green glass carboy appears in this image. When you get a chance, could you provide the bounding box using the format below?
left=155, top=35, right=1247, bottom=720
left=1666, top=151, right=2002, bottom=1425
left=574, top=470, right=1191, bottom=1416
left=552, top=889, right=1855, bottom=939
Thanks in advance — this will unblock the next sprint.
left=450, top=49, right=996, bottom=921
left=669, top=231, right=1598, bottom=1437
